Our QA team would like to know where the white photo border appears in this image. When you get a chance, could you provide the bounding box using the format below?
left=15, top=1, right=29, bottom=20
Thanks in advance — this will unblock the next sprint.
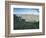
left=10, top=5, right=42, bottom=33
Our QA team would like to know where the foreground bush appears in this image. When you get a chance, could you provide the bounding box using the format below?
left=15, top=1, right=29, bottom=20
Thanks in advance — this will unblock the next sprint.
left=14, top=14, right=39, bottom=30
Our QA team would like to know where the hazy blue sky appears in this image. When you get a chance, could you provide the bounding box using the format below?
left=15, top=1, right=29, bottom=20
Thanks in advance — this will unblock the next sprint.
left=13, top=8, right=39, bottom=15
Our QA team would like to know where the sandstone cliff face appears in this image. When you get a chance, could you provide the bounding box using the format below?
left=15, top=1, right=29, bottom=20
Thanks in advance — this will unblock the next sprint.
left=16, top=14, right=39, bottom=22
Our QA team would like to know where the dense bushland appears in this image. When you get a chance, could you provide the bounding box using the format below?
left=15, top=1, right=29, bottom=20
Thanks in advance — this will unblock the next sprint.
left=14, top=14, right=39, bottom=30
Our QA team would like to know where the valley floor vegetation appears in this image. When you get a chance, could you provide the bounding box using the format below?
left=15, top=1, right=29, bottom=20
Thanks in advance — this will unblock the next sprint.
left=14, top=14, right=39, bottom=30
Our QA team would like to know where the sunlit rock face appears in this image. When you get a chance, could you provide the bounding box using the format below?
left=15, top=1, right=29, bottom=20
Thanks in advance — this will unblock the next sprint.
left=16, top=14, right=39, bottom=22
